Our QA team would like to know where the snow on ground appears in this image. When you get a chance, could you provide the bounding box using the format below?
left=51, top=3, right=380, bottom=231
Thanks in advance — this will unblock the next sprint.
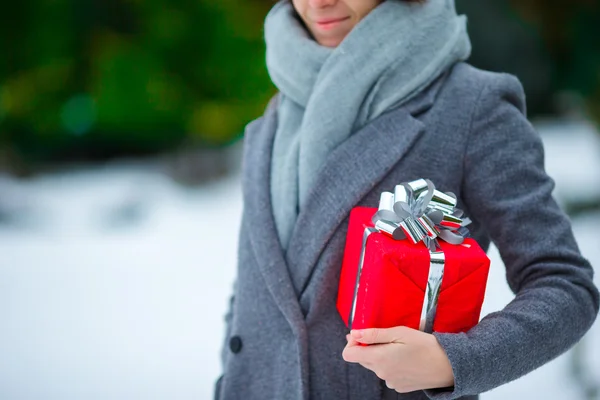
left=0, top=120, right=598, bottom=400
left=0, top=166, right=242, bottom=400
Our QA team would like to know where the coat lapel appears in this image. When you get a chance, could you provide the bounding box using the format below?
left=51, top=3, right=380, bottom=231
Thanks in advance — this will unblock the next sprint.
left=242, top=100, right=307, bottom=330
left=285, top=107, right=426, bottom=294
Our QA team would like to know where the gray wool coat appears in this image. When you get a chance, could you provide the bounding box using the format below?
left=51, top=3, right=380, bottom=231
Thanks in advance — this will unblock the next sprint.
left=214, top=62, right=599, bottom=400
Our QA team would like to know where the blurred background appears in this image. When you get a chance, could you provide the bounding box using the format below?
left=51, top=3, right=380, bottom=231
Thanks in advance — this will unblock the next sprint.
left=0, top=0, right=599, bottom=399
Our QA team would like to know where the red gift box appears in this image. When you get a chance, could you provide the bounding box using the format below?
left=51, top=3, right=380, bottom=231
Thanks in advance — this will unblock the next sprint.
left=337, top=206, right=490, bottom=333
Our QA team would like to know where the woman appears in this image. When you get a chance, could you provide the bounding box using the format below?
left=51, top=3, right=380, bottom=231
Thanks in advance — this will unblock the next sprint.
left=215, top=0, right=599, bottom=399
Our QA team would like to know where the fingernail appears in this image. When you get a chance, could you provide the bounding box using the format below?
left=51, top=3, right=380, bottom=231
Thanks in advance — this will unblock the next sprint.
left=352, top=330, right=363, bottom=339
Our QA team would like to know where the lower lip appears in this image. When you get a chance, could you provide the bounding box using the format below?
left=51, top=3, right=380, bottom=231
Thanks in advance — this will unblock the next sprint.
left=315, top=18, right=349, bottom=30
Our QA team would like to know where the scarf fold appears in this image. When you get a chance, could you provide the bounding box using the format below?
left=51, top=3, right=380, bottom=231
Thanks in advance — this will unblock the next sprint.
left=266, top=0, right=471, bottom=251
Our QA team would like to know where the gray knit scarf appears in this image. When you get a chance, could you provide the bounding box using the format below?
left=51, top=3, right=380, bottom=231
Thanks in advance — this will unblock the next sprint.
left=266, top=0, right=471, bottom=251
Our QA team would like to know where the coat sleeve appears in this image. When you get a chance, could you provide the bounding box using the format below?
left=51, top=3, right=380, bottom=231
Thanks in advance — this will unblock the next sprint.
left=424, top=73, right=599, bottom=399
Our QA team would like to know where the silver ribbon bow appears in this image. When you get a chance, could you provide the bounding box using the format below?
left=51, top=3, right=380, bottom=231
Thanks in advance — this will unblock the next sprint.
left=348, top=179, right=471, bottom=333
left=371, top=178, right=471, bottom=252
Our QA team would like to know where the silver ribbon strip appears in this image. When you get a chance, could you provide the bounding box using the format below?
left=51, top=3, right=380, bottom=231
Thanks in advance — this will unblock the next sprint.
left=348, top=179, right=471, bottom=332
left=420, top=247, right=445, bottom=333
left=348, top=227, right=377, bottom=331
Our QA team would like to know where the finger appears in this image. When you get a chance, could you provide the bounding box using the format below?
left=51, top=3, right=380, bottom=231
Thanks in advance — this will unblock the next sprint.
left=343, top=342, right=393, bottom=368
left=342, top=342, right=362, bottom=363
left=346, top=334, right=362, bottom=347
left=385, top=381, right=395, bottom=390
left=351, top=326, right=411, bottom=345
left=342, top=342, right=376, bottom=363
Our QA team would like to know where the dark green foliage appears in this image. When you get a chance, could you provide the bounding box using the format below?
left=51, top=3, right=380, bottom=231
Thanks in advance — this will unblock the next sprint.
left=0, top=0, right=275, bottom=164
left=506, top=0, right=600, bottom=122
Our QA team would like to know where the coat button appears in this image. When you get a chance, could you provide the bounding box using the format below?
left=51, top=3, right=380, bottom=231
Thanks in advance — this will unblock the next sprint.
left=229, top=336, right=243, bottom=354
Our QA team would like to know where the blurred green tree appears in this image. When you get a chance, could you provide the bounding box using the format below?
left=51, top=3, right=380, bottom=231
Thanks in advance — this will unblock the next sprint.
left=509, top=0, right=600, bottom=122
left=0, top=0, right=275, bottom=166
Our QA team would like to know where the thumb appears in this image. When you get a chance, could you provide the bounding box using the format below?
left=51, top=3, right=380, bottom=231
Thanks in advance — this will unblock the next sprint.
left=350, top=326, right=410, bottom=345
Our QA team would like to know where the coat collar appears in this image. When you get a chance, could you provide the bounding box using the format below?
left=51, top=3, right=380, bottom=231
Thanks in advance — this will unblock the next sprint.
left=243, top=72, right=446, bottom=324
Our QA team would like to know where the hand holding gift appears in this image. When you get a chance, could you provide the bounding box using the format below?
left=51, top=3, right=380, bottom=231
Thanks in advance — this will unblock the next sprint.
left=337, top=178, right=488, bottom=391
left=342, top=326, right=455, bottom=393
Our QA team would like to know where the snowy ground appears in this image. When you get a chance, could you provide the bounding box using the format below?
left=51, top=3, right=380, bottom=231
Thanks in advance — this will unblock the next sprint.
left=0, top=119, right=599, bottom=400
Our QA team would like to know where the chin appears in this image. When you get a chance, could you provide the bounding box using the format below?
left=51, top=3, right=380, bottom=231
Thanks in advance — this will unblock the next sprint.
left=316, top=35, right=345, bottom=48
left=319, top=40, right=342, bottom=48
